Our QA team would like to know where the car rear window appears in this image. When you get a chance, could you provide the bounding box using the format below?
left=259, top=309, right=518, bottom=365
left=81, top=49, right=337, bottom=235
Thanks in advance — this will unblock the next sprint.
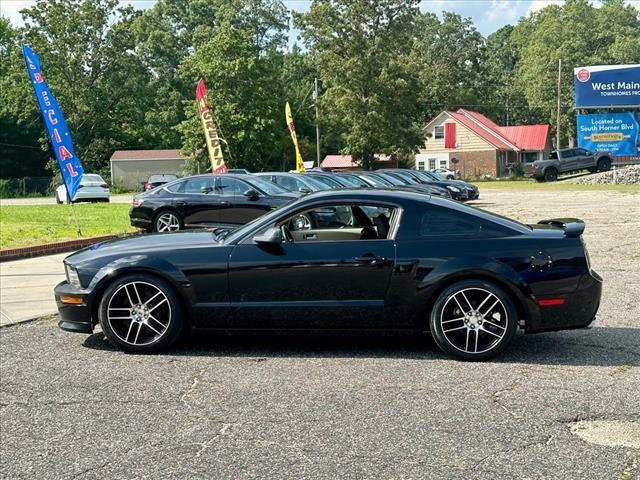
left=149, top=174, right=177, bottom=182
left=420, top=208, right=509, bottom=238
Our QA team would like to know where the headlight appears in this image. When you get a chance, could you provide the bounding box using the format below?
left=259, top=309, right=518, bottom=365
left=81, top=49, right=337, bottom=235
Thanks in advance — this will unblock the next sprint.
left=65, top=264, right=81, bottom=288
left=446, top=186, right=460, bottom=193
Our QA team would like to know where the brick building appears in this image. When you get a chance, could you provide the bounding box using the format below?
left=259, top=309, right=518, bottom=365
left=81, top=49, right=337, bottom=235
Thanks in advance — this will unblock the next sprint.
left=418, top=109, right=551, bottom=178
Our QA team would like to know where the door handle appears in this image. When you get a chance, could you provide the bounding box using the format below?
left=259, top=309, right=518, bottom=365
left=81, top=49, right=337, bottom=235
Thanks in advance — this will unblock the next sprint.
left=304, top=233, right=317, bottom=240
left=175, top=200, right=187, bottom=206
left=355, top=255, right=386, bottom=264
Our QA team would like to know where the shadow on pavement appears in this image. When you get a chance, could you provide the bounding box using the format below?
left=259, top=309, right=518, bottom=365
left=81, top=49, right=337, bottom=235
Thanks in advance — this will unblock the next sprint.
left=82, top=326, right=639, bottom=367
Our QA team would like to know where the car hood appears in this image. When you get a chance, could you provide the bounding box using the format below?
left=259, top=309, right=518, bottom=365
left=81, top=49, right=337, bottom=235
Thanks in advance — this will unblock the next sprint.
left=65, top=230, right=219, bottom=266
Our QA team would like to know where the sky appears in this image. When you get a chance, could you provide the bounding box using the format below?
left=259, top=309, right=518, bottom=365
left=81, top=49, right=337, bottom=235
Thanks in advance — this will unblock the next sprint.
left=2, top=0, right=638, bottom=40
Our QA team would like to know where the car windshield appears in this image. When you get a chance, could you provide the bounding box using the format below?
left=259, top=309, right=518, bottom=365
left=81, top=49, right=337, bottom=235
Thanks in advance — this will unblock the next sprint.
left=304, top=176, right=332, bottom=191
left=363, top=173, right=393, bottom=187
left=82, top=174, right=103, bottom=182
left=246, top=177, right=289, bottom=195
left=375, top=172, right=405, bottom=186
left=149, top=174, right=176, bottom=182
left=222, top=199, right=295, bottom=244
left=307, top=175, right=342, bottom=188
left=337, top=175, right=366, bottom=187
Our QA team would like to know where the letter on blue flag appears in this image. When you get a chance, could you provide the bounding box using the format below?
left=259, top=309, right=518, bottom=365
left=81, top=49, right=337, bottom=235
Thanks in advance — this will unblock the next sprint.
left=21, top=44, right=84, bottom=200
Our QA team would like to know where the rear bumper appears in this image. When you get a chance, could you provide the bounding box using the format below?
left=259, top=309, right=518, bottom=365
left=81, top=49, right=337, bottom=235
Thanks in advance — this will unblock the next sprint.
left=54, top=281, right=94, bottom=334
left=526, top=270, right=603, bottom=333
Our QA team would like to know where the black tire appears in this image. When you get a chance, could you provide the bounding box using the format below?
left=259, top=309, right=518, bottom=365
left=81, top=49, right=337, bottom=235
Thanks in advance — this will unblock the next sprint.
left=98, top=273, right=184, bottom=353
left=597, top=157, right=611, bottom=172
left=153, top=209, right=183, bottom=232
left=544, top=168, right=558, bottom=182
left=55, top=192, right=63, bottom=204
left=429, top=279, right=518, bottom=361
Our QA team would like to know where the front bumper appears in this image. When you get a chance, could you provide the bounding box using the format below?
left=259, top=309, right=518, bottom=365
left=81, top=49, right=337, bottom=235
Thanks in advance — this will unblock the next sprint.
left=54, top=281, right=94, bottom=334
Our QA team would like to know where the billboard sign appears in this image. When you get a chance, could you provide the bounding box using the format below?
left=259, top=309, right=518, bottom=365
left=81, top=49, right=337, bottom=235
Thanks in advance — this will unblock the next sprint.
left=574, top=64, right=640, bottom=108
left=577, top=113, right=639, bottom=157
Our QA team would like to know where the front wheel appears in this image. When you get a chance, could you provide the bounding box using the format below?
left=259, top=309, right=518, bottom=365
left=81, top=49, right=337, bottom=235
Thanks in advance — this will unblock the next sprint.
left=597, top=158, right=611, bottom=172
left=544, top=168, right=558, bottom=182
left=98, top=274, right=184, bottom=353
left=429, top=280, right=518, bottom=361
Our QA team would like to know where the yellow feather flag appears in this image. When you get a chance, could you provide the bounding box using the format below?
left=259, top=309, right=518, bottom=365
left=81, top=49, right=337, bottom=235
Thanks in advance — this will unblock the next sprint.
left=285, top=102, right=305, bottom=173
left=196, top=79, right=227, bottom=173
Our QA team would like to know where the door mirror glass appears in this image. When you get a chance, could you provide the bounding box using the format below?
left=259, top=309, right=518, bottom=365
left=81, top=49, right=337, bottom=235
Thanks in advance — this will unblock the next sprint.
left=244, top=189, right=259, bottom=200
left=253, top=226, right=282, bottom=244
left=299, top=187, right=311, bottom=193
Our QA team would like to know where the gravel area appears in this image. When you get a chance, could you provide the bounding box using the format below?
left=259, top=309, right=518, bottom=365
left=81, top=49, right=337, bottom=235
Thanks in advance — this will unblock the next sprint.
left=1, top=187, right=639, bottom=479
left=571, top=165, right=640, bottom=185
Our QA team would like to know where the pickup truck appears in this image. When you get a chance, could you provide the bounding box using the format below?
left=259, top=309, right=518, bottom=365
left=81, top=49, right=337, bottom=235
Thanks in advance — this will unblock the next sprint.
left=528, top=148, right=612, bottom=182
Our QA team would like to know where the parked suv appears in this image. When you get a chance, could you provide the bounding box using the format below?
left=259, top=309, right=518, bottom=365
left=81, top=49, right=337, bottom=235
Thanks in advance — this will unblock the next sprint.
left=529, top=148, right=612, bottom=182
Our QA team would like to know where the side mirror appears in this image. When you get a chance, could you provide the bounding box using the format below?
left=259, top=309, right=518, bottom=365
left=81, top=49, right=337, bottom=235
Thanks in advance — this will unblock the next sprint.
left=244, top=189, right=259, bottom=200
left=253, top=226, right=283, bottom=244
left=299, top=187, right=311, bottom=193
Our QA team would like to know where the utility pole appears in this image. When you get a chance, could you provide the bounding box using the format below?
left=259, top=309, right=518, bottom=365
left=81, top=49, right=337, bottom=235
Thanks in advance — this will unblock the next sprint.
left=314, top=77, right=320, bottom=168
left=556, top=59, right=562, bottom=149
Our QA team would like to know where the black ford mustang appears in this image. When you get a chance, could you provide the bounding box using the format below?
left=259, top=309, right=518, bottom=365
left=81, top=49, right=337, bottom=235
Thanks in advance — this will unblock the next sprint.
left=55, top=189, right=601, bottom=360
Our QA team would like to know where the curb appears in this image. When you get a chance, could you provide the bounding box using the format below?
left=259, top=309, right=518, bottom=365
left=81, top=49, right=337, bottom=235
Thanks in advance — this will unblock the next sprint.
left=0, top=235, right=118, bottom=262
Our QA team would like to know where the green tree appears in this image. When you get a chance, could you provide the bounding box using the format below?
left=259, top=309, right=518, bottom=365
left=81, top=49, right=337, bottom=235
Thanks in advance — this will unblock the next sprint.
left=295, top=0, right=424, bottom=169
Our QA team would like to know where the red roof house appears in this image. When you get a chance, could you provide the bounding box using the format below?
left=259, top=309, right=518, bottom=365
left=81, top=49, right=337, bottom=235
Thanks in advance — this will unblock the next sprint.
left=320, top=154, right=397, bottom=171
left=418, top=109, right=551, bottom=178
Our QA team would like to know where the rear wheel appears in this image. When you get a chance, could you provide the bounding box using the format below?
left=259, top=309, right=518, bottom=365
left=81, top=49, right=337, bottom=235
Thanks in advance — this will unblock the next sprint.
left=55, top=192, right=63, bottom=204
left=597, top=157, right=611, bottom=172
left=98, top=274, right=184, bottom=353
left=429, top=280, right=517, bottom=361
left=154, top=210, right=183, bottom=232
left=544, top=168, right=558, bottom=182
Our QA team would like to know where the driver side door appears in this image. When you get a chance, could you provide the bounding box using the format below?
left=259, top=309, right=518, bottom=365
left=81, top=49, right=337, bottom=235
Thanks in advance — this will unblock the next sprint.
left=226, top=203, right=398, bottom=330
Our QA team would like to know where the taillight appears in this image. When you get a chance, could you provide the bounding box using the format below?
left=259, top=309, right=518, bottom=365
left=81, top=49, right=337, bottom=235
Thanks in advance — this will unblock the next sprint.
left=132, top=198, right=143, bottom=207
left=144, top=183, right=152, bottom=191
left=531, top=164, right=538, bottom=171
left=100, top=183, right=108, bottom=188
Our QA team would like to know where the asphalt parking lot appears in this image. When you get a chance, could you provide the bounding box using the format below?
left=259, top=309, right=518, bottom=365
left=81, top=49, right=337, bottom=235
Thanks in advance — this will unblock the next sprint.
left=1, top=187, right=639, bottom=479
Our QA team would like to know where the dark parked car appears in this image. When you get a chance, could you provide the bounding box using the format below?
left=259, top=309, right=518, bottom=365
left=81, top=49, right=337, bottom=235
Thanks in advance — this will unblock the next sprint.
left=56, top=189, right=601, bottom=360
left=142, top=174, right=178, bottom=192
left=304, top=172, right=352, bottom=188
left=254, top=172, right=330, bottom=193
left=377, top=169, right=469, bottom=201
left=408, top=169, right=480, bottom=200
left=130, top=174, right=298, bottom=232
left=367, top=171, right=453, bottom=199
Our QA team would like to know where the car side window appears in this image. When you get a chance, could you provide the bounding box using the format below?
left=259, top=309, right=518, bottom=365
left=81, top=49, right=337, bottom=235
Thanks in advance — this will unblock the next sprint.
left=274, top=176, right=299, bottom=192
left=166, top=181, right=185, bottom=193
left=279, top=204, right=397, bottom=242
left=420, top=208, right=508, bottom=238
left=183, top=177, right=216, bottom=194
left=218, top=177, right=246, bottom=195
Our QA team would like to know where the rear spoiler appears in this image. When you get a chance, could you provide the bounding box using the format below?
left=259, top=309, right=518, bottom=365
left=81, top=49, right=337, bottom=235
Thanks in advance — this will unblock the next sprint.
left=537, top=218, right=585, bottom=237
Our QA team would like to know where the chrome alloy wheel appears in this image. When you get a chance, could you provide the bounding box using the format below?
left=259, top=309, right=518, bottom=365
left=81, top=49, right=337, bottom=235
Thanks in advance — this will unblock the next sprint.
left=155, top=212, right=180, bottom=232
left=440, top=287, right=508, bottom=354
left=106, top=281, right=171, bottom=346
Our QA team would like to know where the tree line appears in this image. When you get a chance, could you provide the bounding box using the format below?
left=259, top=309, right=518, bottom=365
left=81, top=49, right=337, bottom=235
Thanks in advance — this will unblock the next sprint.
left=0, top=0, right=638, bottom=180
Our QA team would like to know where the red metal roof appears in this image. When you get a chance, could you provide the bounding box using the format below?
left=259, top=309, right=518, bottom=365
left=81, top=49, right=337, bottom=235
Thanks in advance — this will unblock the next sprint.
left=321, top=155, right=358, bottom=168
left=447, top=111, right=515, bottom=150
left=499, top=125, right=550, bottom=151
left=443, top=110, right=549, bottom=152
left=110, top=149, right=184, bottom=161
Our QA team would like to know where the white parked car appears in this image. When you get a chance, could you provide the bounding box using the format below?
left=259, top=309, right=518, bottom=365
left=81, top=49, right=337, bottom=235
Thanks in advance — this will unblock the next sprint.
left=55, top=174, right=110, bottom=204
left=431, top=168, right=459, bottom=180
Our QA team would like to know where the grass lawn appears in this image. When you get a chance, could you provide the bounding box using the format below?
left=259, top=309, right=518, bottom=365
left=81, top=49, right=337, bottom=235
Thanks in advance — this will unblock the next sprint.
left=475, top=179, right=640, bottom=192
left=0, top=203, right=137, bottom=249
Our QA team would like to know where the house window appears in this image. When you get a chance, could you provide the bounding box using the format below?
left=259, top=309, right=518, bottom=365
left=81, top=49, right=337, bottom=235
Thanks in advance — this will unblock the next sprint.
left=439, top=160, right=447, bottom=168
left=522, top=151, right=539, bottom=164
left=434, top=126, right=444, bottom=140
left=417, top=161, right=426, bottom=171
left=429, top=158, right=437, bottom=170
